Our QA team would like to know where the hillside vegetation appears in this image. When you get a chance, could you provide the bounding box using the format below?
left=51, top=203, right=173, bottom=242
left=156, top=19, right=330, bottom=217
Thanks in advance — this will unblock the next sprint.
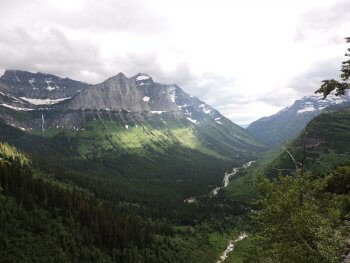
left=225, top=107, right=350, bottom=262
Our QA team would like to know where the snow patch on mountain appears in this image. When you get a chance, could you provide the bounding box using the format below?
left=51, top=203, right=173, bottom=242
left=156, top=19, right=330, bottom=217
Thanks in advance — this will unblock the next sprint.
left=169, top=86, right=176, bottom=102
left=296, top=91, right=349, bottom=115
left=0, top=103, right=34, bottom=111
left=186, top=117, right=198, bottom=124
left=28, top=78, right=38, bottom=89
left=44, top=78, right=60, bottom=91
left=297, top=106, right=315, bottom=114
left=136, top=74, right=150, bottom=81
left=142, top=96, right=150, bottom=102
left=199, top=104, right=212, bottom=114
left=19, top=97, right=71, bottom=105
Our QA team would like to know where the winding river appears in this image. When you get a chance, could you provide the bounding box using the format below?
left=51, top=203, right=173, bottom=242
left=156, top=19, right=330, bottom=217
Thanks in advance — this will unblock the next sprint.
left=211, top=160, right=255, bottom=196
left=184, top=161, right=255, bottom=261
left=217, top=233, right=248, bottom=263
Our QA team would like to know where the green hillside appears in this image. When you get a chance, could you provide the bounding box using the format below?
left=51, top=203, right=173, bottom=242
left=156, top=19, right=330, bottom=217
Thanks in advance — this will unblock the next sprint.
left=225, top=107, right=350, bottom=262
left=0, top=141, right=253, bottom=262
left=265, top=107, right=350, bottom=178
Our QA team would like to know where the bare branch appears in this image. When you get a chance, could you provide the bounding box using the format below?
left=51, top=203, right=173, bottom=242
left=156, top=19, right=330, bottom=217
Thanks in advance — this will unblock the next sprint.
left=281, top=145, right=300, bottom=172
left=304, top=140, right=325, bottom=149
left=305, top=157, right=345, bottom=175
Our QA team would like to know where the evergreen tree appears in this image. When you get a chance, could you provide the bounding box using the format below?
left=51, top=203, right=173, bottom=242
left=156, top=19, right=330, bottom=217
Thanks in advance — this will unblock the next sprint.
left=316, top=37, right=350, bottom=97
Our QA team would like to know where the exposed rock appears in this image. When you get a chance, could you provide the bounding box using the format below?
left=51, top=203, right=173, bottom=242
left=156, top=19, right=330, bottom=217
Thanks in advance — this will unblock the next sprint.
left=0, top=70, right=90, bottom=100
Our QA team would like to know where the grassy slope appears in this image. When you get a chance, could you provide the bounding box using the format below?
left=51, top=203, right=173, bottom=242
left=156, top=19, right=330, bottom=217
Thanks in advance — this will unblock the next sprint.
left=0, top=116, right=240, bottom=207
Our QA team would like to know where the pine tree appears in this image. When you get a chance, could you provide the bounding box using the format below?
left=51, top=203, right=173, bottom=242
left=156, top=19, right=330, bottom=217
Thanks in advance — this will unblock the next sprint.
left=316, top=37, right=350, bottom=97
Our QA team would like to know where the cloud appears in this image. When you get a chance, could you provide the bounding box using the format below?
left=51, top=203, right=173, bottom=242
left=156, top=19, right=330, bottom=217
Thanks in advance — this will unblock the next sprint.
left=0, top=26, right=106, bottom=83
left=0, top=0, right=349, bottom=125
left=1, top=0, right=167, bottom=35
left=286, top=58, right=342, bottom=96
left=295, top=0, right=350, bottom=43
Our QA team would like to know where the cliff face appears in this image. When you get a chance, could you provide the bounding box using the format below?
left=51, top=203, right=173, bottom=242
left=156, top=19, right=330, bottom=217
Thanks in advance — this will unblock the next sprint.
left=65, top=73, right=180, bottom=113
left=0, top=70, right=90, bottom=100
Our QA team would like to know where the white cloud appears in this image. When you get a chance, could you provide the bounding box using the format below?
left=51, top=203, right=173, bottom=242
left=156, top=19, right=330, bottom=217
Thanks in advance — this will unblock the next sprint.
left=0, top=0, right=349, bottom=125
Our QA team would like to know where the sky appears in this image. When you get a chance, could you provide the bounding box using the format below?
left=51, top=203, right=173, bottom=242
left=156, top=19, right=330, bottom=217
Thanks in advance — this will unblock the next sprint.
left=0, top=0, right=349, bottom=125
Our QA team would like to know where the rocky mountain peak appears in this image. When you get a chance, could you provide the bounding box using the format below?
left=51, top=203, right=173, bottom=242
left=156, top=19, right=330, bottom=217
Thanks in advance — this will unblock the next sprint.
left=103, top=72, right=131, bottom=87
left=0, top=69, right=90, bottom=101
left=1, top=69, right=28, bottom=82
left=64, top=72, right=181, bottom=113
left=111, top=72, right=127, bottom=79
left=247, top=90, right=350, bottom=146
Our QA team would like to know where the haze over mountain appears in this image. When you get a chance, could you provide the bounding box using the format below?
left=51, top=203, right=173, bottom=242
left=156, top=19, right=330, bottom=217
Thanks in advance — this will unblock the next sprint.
left=247, top=91, right=350, bottom=146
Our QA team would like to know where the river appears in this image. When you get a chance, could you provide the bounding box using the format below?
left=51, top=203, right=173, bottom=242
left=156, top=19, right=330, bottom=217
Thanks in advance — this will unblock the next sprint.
left=211, top=160, right=255, bottom=196
left=217, top=233, right=248, bottom=263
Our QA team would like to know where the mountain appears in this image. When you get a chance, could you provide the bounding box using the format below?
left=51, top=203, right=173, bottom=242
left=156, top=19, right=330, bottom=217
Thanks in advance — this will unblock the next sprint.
left=0, top=70, right=265, bottom=262
left=263, top=106, right=350, bottom=178
left=247, top=92, right=350, bottom=147
left=0, top=70, right=266, bottom=158
left=0, top=69, right=267, bottom=210
left=237, top=106, right=350, bottom=263
left=65, top=73, right=179, bottom=113
left=0, top=69, right=90, bottom=104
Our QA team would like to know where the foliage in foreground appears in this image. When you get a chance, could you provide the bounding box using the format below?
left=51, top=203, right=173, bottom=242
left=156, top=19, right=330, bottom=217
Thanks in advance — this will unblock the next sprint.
left=316, top=37, right=350, bottom=97
left=242, top=168, right=350, bottom=263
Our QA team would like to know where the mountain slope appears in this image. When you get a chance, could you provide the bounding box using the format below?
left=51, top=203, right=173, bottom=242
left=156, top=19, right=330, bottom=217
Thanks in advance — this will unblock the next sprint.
left=247, top=92, right=350, bottom=147
left=264, top=106, right=350, bottom=178
left=236, top=106, right=350, bottom=263
left=0, top=69, right=90, bottom=104
left=0, top=70, right=267, bottom=211
left=224, top=106, right=350, bottom=206
left=0, top=71, right=266, bottom=159
left=1, top=142, right=235, bottom=263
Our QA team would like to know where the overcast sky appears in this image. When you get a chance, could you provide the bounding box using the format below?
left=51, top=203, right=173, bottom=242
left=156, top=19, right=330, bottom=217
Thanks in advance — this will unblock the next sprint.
left=0, top=0, right=349, bottom=125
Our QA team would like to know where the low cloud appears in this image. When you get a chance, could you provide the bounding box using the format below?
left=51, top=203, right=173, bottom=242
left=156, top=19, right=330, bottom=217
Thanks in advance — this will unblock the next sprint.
left=286, top=58, right=342, bottom=96
left=295, top=0, right=350, bottom=43
left=0, top=26, right=105, bottom=83
left=0, top=0, right=349, bottom=125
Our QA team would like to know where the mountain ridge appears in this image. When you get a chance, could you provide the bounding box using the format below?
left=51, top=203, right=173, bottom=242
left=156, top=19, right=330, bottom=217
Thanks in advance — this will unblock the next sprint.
left=247, top=91, right=350, bottom=147
left=0, top=69, right=267, bottom=159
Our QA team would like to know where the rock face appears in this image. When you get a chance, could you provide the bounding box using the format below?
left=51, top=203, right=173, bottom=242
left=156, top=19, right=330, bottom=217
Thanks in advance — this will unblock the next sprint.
left=0, top=70, right=90, bottom=102
left=65, top=72, right=228, bottom=124
left=63, top=73, right=230, bottom=124
left=0, top=80, right=34, bottom=109
left=65, top=73, right=180, bottom=113
left=247, top=92, right=350, bottom=147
